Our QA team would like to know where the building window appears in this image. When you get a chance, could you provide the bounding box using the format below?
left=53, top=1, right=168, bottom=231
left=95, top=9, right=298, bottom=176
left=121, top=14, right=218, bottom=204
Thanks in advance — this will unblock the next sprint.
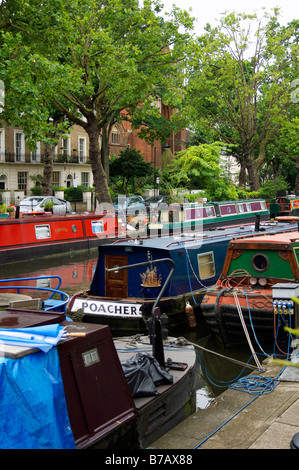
left=62, top=138, right=69, bottom=157
left=18, top=172, right=27, bottom=191
left=78, top=137, right=86, bottom=163
left=31, top=142, right=41, bottom=163
left=0, top=174, right=6, bottom=190
left=111, top=126, right=120, bottom=145
left=15, top=131, right=25, bottom=162
left=81, top=172, right=89, bottom=187
left=53, top=172, right=60, bottom=186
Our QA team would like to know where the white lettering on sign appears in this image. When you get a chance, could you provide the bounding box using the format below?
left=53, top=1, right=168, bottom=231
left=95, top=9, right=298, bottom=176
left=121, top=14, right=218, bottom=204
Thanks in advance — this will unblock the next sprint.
left=72, top=298, right=143, bottom=317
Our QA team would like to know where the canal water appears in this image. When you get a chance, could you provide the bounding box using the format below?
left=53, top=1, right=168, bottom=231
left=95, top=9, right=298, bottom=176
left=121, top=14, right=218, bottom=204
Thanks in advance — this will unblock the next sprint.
left=2, top=249, right=275, bottom=401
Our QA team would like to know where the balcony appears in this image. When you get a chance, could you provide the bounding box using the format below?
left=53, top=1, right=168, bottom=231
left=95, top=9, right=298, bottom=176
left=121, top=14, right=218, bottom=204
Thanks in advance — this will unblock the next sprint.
left=0, top=153, right=90, bottom=164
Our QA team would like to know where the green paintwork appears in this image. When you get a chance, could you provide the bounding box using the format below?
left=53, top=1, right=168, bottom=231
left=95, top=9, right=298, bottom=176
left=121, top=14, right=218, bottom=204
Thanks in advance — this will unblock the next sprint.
left=227, top=249, right=294, bottom=280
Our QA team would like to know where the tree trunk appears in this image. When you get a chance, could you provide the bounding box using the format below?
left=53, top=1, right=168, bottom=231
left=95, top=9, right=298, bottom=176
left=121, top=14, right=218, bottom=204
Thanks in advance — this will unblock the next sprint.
left=42, top=144, right=54, bottom=196
left=295, top=155, right=299, bottom=195
left=101, top=124, right=110, bottom=181
left=238, top=158, right=246, bottom=188
left=86, top=120, right=112, bottom=206
left=244, top=149, right=260, bottom=191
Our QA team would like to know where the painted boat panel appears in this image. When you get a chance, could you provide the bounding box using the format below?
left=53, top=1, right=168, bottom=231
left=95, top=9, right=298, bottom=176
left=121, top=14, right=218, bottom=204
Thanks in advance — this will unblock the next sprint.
left=201, top=229, right=299, bottom=345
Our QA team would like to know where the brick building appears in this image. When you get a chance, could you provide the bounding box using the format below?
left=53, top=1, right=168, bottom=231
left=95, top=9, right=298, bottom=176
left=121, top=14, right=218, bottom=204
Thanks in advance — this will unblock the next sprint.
left=0, top=104, right=186, bottom=198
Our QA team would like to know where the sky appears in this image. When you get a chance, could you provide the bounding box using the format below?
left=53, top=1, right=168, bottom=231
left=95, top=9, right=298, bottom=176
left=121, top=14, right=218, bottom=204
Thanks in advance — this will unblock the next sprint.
left=160, top=0, right=298, bottom=33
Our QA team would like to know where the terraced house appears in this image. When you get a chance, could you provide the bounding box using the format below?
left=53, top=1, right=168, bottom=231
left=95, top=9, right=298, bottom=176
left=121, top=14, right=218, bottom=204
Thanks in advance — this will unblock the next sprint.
left=0, top=103, right=186, bottom=202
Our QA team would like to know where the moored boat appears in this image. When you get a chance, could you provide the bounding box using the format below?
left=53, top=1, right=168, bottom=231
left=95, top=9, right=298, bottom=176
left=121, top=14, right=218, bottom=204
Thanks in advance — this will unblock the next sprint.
left=0, top=308, right=197, bottom=449
left=0, top=211, right=118, bottom=263
left=201, top=229, right=299, bottom=346
left=0, top=275, right=70, bottom=312
left=146, top=198, right=269, bottom=236
left=68, top=220, right=298, bottom=336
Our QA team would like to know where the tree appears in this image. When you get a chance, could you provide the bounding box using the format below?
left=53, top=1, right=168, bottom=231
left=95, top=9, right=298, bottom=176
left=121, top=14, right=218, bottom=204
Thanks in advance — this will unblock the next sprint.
left=0, top=0, right=194, bottom=204
left=109, top=148, right=153, bottom=195
left=183, top=10, right=299, bottom=191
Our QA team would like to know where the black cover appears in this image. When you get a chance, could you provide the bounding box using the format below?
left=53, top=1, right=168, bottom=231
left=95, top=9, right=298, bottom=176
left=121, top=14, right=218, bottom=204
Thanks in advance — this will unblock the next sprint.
left=121, top=352, right=173, bottom=398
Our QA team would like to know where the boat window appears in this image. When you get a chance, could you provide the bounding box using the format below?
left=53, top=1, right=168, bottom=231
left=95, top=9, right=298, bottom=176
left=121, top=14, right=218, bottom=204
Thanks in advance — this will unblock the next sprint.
left=35, top=224, right=51, bottom=239
left=197, top=252, right=215, bottom=279
left=91, top=220, right=104, bottom=234
left=246, top=203, right=252, bottom=211
left=251, top=253, right=269, bottom=272
left=238, top=204, right=245, bottom=213
left=205, top=207, right=214, bottom=217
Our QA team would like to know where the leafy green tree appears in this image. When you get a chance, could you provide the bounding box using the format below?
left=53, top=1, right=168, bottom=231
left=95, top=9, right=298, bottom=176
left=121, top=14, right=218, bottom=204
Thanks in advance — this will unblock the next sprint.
left=183, top=10, right=299, bottom=191
left=0, top=0, right=194, bottom=204
left=164, top=141, right=238, bottom=200
left=109, top=148, right=153, bottom=195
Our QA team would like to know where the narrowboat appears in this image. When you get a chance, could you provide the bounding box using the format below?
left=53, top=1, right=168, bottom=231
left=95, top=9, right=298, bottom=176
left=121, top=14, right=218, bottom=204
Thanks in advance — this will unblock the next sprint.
left=0, top=308, right=198, bottom=449
left=269, top=194, right=299, bottom=219
left=146, top=198, right=269, bottom=236
left=0, top=211, right=118, bottom=264
left=68, top=220, right=296, bottom=336
left=200, top=229, right=299, bottom=346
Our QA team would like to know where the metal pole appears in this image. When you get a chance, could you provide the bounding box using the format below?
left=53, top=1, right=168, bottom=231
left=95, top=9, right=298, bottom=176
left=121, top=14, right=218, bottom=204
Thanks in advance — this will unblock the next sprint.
left=106, top=257, right=175, bottom=367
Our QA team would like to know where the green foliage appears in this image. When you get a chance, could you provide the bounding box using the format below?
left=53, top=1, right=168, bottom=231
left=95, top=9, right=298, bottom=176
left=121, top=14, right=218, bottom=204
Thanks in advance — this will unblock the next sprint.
left=258, top=177, right=289, bottom=202
left=109, top=148, right=153, bottom=195
left=64, top=185, right=91, bottom=202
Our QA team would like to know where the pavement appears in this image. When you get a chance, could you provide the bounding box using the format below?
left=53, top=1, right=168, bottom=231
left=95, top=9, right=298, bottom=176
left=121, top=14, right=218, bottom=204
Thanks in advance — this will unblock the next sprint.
left=150, top=357, right=299, bottom=450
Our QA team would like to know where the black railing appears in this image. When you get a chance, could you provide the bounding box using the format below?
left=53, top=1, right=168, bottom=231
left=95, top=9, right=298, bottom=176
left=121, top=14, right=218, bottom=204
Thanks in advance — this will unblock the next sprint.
left=1, top=152, right=89, bottom=164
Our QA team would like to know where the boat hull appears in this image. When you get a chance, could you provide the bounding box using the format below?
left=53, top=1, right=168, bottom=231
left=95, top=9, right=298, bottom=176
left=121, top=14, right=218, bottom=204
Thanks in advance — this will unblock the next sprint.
left=201, top=288, right=294, bottom=346
left=68, top=290, right=205, bottom=336
left=0, top=212, right=117, bottom=263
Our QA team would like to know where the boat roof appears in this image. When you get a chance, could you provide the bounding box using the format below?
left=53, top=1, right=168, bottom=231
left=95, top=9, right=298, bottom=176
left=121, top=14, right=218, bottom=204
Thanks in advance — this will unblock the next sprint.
left=230, top=230, right=299, bottom=245
left=108, top=224, right=281, bottom=251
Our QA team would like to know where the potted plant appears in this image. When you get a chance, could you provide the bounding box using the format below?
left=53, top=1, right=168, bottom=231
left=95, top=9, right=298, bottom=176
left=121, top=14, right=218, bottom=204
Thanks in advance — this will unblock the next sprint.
left=44, top=200, right=54, bottom=212
left=0, top=203, right=8, bottom=217
left=7, top=204, right=16, bottom=217
left=140, top=266, right=162, bottom=298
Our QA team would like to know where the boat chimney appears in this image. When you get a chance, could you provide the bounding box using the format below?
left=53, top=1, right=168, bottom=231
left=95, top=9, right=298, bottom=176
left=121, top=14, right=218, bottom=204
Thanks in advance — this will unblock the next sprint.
left=255, top=214, right=261, bottom=231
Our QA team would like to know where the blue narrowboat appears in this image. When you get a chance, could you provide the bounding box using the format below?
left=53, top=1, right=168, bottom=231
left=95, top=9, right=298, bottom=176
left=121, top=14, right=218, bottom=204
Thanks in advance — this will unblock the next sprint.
left=68, top=219, right=296, bottom=335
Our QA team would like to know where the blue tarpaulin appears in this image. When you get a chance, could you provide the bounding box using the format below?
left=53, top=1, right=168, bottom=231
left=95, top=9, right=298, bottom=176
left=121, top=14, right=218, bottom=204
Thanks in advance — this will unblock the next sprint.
left=0, top=324, right=66, bottom=353
left=0, top=346, right=76, bottom=449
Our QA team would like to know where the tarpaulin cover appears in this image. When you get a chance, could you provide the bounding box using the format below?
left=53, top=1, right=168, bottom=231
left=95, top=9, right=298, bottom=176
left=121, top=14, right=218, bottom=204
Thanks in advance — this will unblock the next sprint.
left=121, top=352, right=173, bottom=398
left=0, top=324, right=66, bottom=353
left=0, top=347, right=76, bottom=449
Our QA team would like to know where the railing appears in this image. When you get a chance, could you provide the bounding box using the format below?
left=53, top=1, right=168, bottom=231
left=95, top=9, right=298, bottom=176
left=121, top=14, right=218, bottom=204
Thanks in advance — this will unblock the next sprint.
left=0, top=275, right=70, bottom=312
left=1, top=152, right=89, bottom=164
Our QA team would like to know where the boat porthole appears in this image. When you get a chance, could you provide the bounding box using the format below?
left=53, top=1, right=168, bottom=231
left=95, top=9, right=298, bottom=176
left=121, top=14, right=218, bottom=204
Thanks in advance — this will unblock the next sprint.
left=251, top=253, right=269, bottom=272
left=72, top=225, right=77, bottom=233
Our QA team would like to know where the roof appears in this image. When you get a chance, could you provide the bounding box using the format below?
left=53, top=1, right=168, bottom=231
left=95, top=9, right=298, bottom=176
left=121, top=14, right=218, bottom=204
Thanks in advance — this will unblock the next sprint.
left=230, top=230, right=299, bottom=246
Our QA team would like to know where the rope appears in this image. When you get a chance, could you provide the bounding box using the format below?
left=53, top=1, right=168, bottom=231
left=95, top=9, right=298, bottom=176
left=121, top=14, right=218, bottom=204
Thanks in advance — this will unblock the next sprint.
left=233, top=291, right=264, bottom=371
left=194, top=372, right=282, bottom=449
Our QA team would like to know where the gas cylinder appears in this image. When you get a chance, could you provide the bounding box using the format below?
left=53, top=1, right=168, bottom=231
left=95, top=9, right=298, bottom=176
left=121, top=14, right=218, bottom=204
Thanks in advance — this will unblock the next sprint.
left=185, top=301, right=196, bottom=328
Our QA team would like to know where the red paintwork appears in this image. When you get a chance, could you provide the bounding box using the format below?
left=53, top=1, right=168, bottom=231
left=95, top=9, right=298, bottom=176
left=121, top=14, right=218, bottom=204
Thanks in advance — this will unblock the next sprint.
left=0, top=212, right=118, bottom=249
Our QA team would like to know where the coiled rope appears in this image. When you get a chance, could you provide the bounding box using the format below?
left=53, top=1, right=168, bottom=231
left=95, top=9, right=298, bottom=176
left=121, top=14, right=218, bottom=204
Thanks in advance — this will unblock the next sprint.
left=194, top=371, right=282, bottom=449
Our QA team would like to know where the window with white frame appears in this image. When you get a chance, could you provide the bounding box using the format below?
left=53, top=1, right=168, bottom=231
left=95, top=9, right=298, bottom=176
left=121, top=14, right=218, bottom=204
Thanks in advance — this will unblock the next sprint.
left=78, top=137, right=86, bottom=163
left=81, top=172, right=89, bottom=187
left=0, top=129, right=4, bottom=161
left=31, top=142, right=41, bottom=163
left=62, top=138, right=70, bottom=157
left=53, top=172, right=60, bottom=186
left=15, top=131, right=25, bottom=162
left=18, top=171, right=27, bottom=191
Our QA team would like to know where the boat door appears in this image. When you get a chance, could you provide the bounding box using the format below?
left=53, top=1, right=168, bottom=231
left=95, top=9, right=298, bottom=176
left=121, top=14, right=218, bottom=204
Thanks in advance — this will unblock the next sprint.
left=105, top=255, right=128, bottom=298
